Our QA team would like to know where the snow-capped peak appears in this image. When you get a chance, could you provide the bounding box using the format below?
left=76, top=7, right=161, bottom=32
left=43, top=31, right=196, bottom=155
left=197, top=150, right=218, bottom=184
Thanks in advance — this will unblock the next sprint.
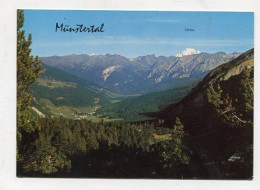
left=176, top=48, right=201, bottom=57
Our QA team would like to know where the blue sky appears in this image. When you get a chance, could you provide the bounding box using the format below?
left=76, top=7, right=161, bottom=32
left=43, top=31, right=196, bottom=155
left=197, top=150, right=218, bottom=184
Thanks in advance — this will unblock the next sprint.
left=23, top=10, right=254, bottom=58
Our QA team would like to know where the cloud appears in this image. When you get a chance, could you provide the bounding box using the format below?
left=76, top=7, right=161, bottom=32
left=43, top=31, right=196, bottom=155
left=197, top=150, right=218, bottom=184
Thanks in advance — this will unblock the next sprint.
left=34, top=37, right=253, bottom=48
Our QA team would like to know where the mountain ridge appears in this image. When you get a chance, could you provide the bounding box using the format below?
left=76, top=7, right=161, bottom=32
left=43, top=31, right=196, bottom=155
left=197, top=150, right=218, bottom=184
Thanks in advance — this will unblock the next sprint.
left=40, top=49, right=241, bottom=94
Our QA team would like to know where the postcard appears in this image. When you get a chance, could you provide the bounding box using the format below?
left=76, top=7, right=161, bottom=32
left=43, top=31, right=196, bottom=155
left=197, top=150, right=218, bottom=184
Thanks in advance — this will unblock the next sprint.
left=1, top=0, right=260, bottom=189
left=16, top=9, right=254, bottom=179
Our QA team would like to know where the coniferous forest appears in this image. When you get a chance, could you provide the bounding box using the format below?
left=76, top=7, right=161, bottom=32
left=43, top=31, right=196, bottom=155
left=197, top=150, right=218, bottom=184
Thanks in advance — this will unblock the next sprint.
left=17, top=10, right=254, bottom=179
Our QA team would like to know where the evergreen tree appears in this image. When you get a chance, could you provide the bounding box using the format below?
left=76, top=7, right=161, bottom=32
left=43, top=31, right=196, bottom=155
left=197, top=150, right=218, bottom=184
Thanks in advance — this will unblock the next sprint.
left=207, top=83, right=233, bottom=116
left=17, top=9, right=43, bottom=170
left=159, top=117, right=191, bottom=169
left=239, top=67, right=253, bottom=121
left=17, top=9, right=42, bottom=139
left=22, top=140, right=71, bottom=174
left=207, top=78, right=253, bottom=128
left=17, top=10, right=71, bottom=175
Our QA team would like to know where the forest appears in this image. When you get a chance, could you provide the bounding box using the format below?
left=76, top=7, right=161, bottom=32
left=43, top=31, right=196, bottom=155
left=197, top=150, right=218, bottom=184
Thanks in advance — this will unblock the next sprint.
left=18, top=117, right=192, bottom=178
left=96, top=82, right=198, bottom=122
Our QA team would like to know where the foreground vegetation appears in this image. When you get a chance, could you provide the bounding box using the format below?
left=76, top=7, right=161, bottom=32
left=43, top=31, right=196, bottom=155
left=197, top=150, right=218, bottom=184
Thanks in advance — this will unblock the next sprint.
left=18, top=117, right=192, bottom=178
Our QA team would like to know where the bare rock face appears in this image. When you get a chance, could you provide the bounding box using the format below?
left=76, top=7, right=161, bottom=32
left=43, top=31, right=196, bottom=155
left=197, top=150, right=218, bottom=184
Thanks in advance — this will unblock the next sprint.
left=40, top=49, right=241, bottom=95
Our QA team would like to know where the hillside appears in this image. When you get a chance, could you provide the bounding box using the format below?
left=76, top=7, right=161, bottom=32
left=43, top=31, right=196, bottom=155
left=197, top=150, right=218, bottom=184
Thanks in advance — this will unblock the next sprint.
left=30, top=64, right=111, bottom=120
left=151, top=48, right=253, bottom=121
left=146, top=48, right=254, bottom=179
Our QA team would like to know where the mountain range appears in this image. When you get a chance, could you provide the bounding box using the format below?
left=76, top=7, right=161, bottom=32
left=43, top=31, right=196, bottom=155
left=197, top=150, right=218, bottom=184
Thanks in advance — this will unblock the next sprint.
left=40, top=49, right=240, bottom=94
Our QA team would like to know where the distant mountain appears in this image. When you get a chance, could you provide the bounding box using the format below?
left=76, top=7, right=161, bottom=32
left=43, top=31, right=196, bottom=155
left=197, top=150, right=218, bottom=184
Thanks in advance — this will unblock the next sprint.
left=146, top=52, right=240, bottom=84
left=40, top=49, right=240, bottom=94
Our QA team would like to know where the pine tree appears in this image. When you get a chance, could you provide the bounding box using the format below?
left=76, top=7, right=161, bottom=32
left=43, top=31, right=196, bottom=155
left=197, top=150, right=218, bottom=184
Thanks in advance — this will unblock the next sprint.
left=159, top=117, right=191, bottom=169
left=22, top=140, right=71, bottom=174
left=239, top=67, right=253, bottom=121
left=207, top=83, right=233, bottom=115
left=17, top=9, right=42, bottom=140
left=207, top=80, right=252, bottom=128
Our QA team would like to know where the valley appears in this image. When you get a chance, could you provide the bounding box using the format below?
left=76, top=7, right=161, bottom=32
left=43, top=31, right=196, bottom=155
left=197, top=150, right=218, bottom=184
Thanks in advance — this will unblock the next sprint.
left=31, top=64, right=123, bottom=121
left=31, top=63, right=198, bottom=122
left=31, top=49, right=241, bottom=122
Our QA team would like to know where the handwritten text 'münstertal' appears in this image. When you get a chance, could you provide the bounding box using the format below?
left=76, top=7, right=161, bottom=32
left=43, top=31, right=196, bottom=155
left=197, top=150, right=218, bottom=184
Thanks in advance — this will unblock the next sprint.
left=55, top=22, right=105, bottom=33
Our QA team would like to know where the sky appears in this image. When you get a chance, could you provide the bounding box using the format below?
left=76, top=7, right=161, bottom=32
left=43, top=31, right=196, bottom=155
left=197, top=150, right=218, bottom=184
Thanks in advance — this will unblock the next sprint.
left=23, top=10, right=254, bottom=58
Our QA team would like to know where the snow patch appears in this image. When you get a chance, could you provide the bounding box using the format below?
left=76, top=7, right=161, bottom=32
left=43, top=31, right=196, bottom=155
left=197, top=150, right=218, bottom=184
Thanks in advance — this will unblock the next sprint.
left=176, top=48, right=201, bottom=57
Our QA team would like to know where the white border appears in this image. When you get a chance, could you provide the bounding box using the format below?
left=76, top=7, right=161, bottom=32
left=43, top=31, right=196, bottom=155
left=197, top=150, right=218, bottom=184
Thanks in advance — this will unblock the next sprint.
left=0, top=0, right=259, bottom=190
